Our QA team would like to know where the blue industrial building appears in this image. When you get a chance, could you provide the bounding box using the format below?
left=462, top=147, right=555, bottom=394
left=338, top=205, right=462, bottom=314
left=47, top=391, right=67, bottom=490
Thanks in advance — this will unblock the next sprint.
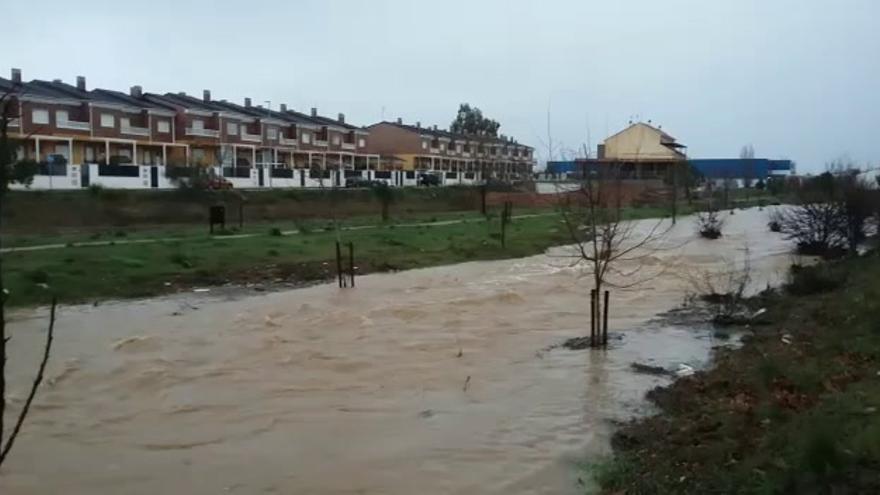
left=544, top=158, right=794, bottom=184
left=688, top=159, right=794, bottom=181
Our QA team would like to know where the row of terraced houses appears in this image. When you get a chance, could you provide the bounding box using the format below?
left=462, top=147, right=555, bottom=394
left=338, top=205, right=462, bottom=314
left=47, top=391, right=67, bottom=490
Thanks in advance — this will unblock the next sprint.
left=0, top=69, right=535, bottom=190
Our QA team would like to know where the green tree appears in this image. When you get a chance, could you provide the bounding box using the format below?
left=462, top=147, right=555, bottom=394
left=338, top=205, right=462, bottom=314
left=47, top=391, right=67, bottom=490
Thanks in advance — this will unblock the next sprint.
left=449, top=103, right=500, bottom=137
left=371, top=182, right=397, bottom=221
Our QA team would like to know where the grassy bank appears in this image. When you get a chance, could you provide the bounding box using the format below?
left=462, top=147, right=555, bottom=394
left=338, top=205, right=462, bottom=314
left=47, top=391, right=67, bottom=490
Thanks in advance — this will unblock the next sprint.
left=594, top=253, right=880, bottom=494
left=2, top=205, right=685, bottom=308
left=1, top=186, right=483, bottom=232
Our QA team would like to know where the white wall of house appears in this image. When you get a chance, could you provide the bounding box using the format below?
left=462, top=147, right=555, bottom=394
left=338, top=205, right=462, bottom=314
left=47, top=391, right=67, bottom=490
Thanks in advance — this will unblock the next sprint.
left=10, top=164, right=82, bottom=190
left=88, top=164, right=151, bottom=189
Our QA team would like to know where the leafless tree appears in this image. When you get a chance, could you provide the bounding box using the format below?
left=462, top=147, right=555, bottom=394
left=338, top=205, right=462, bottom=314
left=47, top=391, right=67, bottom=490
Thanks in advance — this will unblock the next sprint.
left=777, top=165, right=878, bottom=257
left=682, top=246, right=753, bottom=324
left=557, top=162, right=671, bottom=347
left=0, top=82, right=58, bottom=469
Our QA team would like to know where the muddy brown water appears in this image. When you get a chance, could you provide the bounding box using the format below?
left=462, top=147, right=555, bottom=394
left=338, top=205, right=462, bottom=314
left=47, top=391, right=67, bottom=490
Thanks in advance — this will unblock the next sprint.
left=1, top=208, right=796, bottom=494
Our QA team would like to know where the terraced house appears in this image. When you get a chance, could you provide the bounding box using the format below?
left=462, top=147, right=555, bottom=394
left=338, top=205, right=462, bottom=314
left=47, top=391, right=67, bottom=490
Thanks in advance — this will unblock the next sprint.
left=1, top=68, right=534, bottom=190
left=364, top=120, right=535, bottom=186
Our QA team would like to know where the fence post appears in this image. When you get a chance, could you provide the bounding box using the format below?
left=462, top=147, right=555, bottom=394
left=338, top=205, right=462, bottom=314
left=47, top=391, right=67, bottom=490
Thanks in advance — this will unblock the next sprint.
left=348, top=242, right=355, bottom=288
left=603, top=290, right=610, bottom=347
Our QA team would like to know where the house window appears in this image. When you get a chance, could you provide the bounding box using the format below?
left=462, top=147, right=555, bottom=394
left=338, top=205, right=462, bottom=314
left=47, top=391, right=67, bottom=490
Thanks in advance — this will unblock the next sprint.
left=157, top=120, right=170, bottom=133
left=227, top=122, right=238, bottom=136
left=55, top=110, right=69, bottom=123
left=32, top=109, right=49, bottom=125
left=268, top=128, right=278, bottom=140
left=422, top=141, right=428, bottom=150
left=120, top=118, right=131, bottom=128
left=440, top=143, right=446, bottom=151
left=456, top=144, right=463, bottom=153
left=358, top=138, right=366, bottom=148
left=192, top=119, right=204, bottom=131
left=301, top=132, right=311, bottom=144
left=332, top=135, right=341, bottom=145
left=100, top=114, right=115, bottom=128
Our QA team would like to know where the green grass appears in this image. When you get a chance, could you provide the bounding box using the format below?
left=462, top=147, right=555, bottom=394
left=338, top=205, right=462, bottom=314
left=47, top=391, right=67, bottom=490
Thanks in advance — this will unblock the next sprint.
left=594, top=253, right=880, bottom=494
left=1, top=208, right=553, bottom=248
left=1, top=204, right=687, bottom=307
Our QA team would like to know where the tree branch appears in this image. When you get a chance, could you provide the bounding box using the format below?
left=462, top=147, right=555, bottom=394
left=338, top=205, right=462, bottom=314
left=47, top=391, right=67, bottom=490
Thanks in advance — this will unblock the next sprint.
left=0, top=297, right=56, bottom=466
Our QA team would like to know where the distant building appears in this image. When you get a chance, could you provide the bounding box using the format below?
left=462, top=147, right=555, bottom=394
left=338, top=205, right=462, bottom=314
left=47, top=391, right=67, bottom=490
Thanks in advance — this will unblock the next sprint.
left=364, top=120, right=535, bottom=183
left=551, top=122, right=687, bottom=180
left=689, top=158, right=795, bottom=187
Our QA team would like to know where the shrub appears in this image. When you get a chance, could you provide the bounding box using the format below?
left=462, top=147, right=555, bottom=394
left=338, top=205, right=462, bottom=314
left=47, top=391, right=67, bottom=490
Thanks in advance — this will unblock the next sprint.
left=786, top=263, right=846, bottom=295
left=268, top=227, right=283, bottom=237
left=696, top=209, right=724, bottom=239
left=25, top=269, right=50, bottom=284
left=169, top=252, right=193, bottom=268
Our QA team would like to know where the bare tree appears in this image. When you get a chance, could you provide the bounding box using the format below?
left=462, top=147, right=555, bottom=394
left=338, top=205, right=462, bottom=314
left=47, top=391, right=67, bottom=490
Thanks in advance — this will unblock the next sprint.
left=0, top=82, right=58, bottom=468
left=558, top=162, right=670, bottom=348
left=777, top=165, right=878, bottom=257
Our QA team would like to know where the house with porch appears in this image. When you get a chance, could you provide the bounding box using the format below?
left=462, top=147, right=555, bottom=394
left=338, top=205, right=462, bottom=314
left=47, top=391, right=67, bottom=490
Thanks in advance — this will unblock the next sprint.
left=572, top=122, right=687, bottom=181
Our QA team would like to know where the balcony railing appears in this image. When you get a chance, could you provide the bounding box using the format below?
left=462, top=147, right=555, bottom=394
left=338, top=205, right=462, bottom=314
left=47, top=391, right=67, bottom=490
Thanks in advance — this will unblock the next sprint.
left=9, top=118, right=20, bottom=127
left=313, top=138, right=328, bottom=147
left=186, top=127, right=220, bottom=138
left=241, top=132, right=262, bottom=143
left=279, top=136, right=298, bottom=146
left=121, top=124, right=150, bottom=137
left=57, top=119, right=90, bottom=131
left=341, top=142, right=355, bottom=150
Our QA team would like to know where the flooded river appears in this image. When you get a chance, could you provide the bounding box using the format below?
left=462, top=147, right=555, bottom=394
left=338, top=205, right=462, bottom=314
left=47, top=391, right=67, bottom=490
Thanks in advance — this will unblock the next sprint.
left=1, top=208, right=795, bottom=494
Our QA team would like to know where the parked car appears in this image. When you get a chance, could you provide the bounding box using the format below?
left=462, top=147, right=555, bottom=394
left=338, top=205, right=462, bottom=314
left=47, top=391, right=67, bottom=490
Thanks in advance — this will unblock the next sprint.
left=419, top=173, right=441, bottom=186
left=207, top=177, right=234, bottom=190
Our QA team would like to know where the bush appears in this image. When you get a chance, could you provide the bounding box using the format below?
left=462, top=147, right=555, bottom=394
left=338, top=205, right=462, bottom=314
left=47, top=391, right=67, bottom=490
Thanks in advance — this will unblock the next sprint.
left=169, top=252, right=194, bottom=268
left=786, top=263, right=846, bottom=295
left=25, top=269, right=50, bottom=284
left=268, top=227, right=283, bottom=237
left=696, top=209, right=724, bottom=239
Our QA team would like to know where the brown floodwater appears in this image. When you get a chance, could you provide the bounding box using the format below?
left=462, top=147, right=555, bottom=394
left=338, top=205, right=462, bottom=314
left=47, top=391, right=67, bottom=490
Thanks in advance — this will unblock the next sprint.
left=1, top=208, right=796, bottom=494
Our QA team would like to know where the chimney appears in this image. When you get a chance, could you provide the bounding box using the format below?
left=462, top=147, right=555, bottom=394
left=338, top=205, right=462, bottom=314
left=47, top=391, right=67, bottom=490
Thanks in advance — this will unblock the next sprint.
left=280, top=103, right=287, bottom=112
left=11, top=68, right=21, bottom=84
left=53, top=78, right=62, bottom=83
left=396, top=117, right=402, bottom=124
left=310, top=107, right=318, bottom=117
left=416, top=121, right=421, bottom=128
left=433, top=124, right=438, bottom=131
left=244, top=97, right=252, bottom=108
left=203, top=89, right=211, bottom=102
left=178, top=91, right=186, bottom=96
left=130, top=85, right=143, bottom=98
left=76, top=76, right=86, bottom=91
left=338, top=113, right=345, bottom=124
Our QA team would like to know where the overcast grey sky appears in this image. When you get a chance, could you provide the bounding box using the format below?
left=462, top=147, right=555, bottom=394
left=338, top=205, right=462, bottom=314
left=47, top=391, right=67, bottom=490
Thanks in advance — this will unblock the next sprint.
left=4, top=0, right=878, bottom=172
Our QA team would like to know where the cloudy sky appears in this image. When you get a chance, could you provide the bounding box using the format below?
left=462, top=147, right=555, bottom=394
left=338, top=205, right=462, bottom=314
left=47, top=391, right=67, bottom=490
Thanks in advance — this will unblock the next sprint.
left=4, top=0, right=877, bottom=172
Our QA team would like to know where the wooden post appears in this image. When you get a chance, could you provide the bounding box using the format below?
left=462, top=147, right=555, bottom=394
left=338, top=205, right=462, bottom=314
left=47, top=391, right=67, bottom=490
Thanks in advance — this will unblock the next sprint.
left=239, top=199, right=244, bottom=229
left=603, top=290, right=610, bottom=347
left=590, top=289, right=597, bottom=348
left=335, top=241, right=343, bottom=288
left=348, top=242, right=355, bottom=288
left=480, top=184, right=487, bottom=215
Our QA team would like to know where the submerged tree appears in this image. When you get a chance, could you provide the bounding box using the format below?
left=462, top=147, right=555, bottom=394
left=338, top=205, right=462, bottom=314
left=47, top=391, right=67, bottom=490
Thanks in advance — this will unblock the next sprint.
left=558, top=163, right=670, bottom=348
